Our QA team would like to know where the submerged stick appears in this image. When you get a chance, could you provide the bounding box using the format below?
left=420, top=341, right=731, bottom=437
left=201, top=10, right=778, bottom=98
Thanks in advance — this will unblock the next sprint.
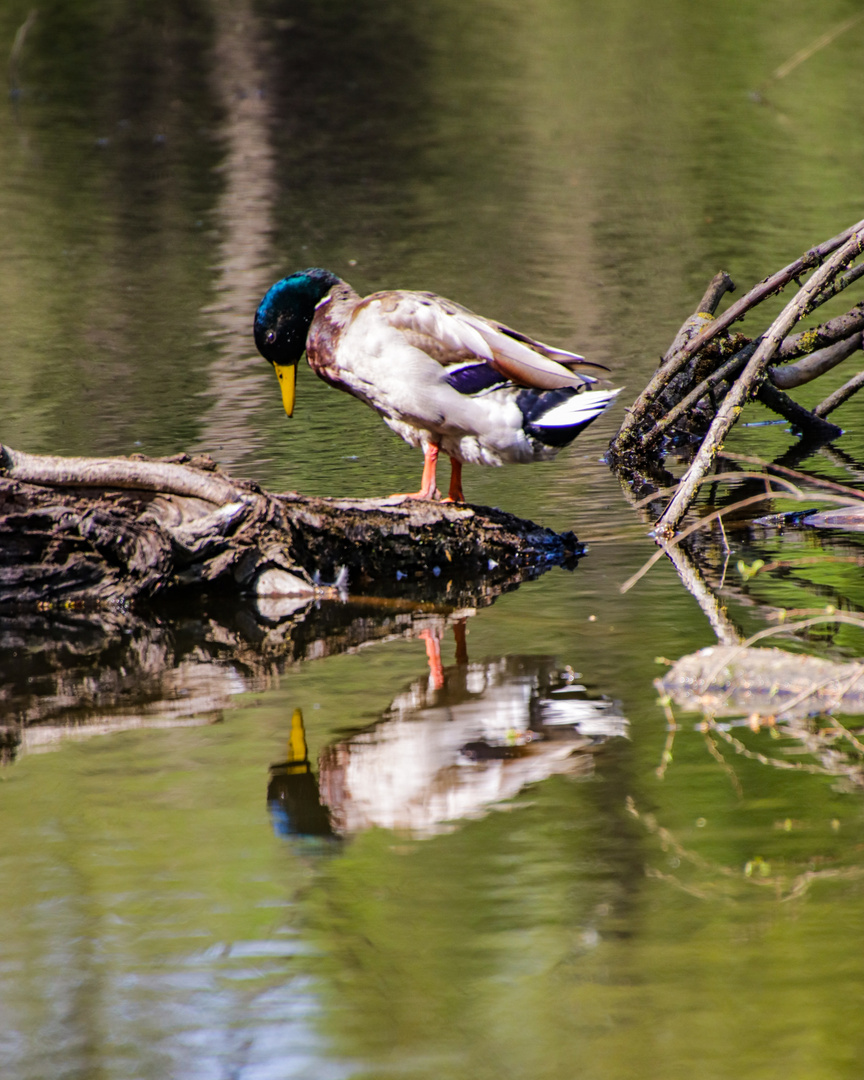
left=756, top=382, right=844, bottom=440
left=770, top=13, right=864, bottom=82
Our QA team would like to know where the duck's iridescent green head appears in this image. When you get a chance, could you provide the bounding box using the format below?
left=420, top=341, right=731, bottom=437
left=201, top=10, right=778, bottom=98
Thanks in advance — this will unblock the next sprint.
left=254, top=268, right=340, bottom=415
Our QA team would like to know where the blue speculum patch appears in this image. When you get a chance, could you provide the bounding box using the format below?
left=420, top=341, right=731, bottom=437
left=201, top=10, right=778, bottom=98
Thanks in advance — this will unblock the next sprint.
left=444, top=362, right=509, bottom=395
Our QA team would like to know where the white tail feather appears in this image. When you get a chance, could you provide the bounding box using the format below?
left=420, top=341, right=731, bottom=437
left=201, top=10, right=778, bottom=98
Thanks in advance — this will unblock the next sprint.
left=533, top=388, right=621, bottom=429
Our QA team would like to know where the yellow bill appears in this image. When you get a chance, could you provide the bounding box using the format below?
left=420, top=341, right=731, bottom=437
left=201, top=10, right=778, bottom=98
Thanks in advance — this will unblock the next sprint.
left=274, top=362, right=297, bottom=416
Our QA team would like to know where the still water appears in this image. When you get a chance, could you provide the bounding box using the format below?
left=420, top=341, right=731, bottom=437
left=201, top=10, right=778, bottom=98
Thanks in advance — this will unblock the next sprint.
left=3, top=1, right=864, bottom=1077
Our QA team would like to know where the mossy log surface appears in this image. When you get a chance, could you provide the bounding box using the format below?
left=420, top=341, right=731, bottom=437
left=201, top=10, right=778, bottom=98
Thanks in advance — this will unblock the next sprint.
left=0, top=445, right=583, bottom=609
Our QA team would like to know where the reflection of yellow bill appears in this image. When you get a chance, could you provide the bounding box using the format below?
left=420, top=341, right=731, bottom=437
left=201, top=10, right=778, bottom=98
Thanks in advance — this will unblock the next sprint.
left=289, top=708, right=308, bottom=763
left=274, top=362, right=296, bottom=416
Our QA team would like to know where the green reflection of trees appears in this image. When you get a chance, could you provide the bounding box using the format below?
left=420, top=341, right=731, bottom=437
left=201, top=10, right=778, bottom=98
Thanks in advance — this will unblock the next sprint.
left=3, top=0, right=863, bottom=480
left=2, top=623, right=864, bottom=1078
left=303, top=766, right=642, bottom=1080
left=0, top=0, right=221, bottom=456
left=301, top=732, right=864, bottom=1080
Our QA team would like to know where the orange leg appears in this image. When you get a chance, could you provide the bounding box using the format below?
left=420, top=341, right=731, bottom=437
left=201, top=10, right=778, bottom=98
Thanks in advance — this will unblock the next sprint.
left=391, top=442, right=440, bottom=500
left=442, top=458, right=464, bottom=503
left=419, top=628, right=445, bottom=690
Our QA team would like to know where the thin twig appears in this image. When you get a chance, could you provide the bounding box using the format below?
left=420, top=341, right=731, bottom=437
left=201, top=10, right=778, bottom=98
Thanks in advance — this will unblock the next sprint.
left=771, top=13, right=864, bottom=81
left=9, top=10, right=37, bottom=94
left=716, top=513, right=730, bottom=555
left=825, top=709, right=864, bottom=758
left=702, top=731, right=745, bottom=797
left=656, top=700, right=678, bottom=780
left=632, top=470, right=805, bottom=511
left=708, top=719, right=838, bottom=777
left=806, top=261, right=864, bottom=311
left=622, top=483, right=864, bottom=594
left=621, top=492, right=789, bottom=594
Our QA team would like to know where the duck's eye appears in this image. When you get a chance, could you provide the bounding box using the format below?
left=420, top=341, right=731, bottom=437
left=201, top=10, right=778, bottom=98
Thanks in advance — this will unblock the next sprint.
left=266, top=330, right=277, bottom=345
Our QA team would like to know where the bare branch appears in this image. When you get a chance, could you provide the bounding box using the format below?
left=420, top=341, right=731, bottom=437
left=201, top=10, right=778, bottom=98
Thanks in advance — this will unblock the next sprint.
left=641, top=344, right=755, bottom=449
left=612, top=218, right=864, bottom=452
left=655, top=226, right=864, bottom=538
left=697, top=271, right=736, bottom=316
left=757, top=381, right=844, bottom=439
left=0, top=445, right=245, bottom=505
left=770, top=331, right=862, bottom=389
left=776, top=302, right=864, bottom=361
left=814, top=369, right=864, bottom=417
left=718, top=451, right=864, bottom=502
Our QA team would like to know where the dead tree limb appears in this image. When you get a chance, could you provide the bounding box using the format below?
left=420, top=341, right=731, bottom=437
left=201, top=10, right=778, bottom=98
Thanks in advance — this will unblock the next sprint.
left=815, top=369, right=864, bottom=417
left=613, top=217, right=864, bottom=457
left=1, top=445, right=245, bottom=503
left=770, top=331, right=863, bottom=388
left=641, top=344, right=755, bottom=450
left=697, top=271, right=737, bottom=315
left=654, top=225, right=864, bottom=538
left=755, top=382, right=844, bottom=439
left=612, top=217, right=864, bottom=453
left=0, top=445, right=583, bottom=609
left=643, top=301, right=864, bottom=448
left=776, top=301, right=864, bottom=361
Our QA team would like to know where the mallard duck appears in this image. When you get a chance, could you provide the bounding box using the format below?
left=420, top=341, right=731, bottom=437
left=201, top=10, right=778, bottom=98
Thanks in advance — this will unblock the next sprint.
left=253, top=268, right=618, bottom=502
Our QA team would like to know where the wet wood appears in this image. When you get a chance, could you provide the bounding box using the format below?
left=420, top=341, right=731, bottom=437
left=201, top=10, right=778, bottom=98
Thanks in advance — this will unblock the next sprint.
left=654, top=226, right=864, bottom=538
left=609, top=219, right=864, bottom=540
left=754, top=381, right=844, bottom=440
left=798, top=505, right=864, bottom=531
left=612, top=217, right=864, bottom=455
left=0, top=443, right=583, bottom=608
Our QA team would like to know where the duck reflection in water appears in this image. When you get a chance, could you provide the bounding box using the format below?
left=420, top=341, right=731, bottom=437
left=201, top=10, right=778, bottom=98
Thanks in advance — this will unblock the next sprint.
left=267, top=619, right=627, bottom=840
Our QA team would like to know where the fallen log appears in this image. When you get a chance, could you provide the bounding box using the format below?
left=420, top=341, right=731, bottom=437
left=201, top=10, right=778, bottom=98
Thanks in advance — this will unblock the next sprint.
left=0, top=444, right=583, bottom=608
